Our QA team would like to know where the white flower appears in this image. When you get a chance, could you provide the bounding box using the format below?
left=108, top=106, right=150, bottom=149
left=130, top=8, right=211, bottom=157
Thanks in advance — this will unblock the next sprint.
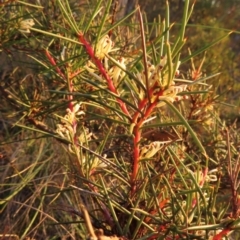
left=188, top=168, right=218, bottom=187
left=136, top=59, right=182, bottom=100
left=140, top=141, right=170, bottom=159
left=60, top=46, right=67, bottom=61
left=56, top=102, right=85, bottom=140
left=156, top=84, right=187, bottom=107
left=61, top=103, right=85, bottom=125
left=206, top=168, right=218, bottom=182
left=78, top=129, right=92, bottom=144
left=108, top=57, right=126, bottom=85
left=95, top=35, right=112, bottom=59
left=18, top=19, right=35, bottom=33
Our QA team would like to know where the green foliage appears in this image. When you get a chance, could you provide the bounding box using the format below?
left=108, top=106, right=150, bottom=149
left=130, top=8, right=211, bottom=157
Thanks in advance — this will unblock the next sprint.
left=140, top=0, right=240, bottom=115
left=0, top=0, right=239, bottom=239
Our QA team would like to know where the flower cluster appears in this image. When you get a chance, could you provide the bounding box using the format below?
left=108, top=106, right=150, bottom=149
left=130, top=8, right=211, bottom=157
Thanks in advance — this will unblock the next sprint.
left=140, top=141, right=170, bottom=159
left=156, top=83, right=188, bottom=107
left=136, top=57, right=180, bottom=90
left=56, top=102, right=85, bottom=142
left=133, top=58, right=189, bottom=106
left=108, top=57, right=126, bottom=85
left=18, top=18, right=35, bottom=33
left=56, top=102, right=108, bottom=170
left=95, top=35, right=113, bottom=59
left=85, top=56, right=126, bottom=87
left=188, top=168, right=218, bottom=188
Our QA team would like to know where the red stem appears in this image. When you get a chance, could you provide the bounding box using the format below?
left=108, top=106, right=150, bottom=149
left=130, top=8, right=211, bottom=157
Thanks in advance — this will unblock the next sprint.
left=77, top=32, right=168, bottom=190
left=213, top=229, right=231, bottom=240
left=45, top=49, right=66, bottom=80
left=131, top=124, right=141, bottom=185
left=131, top=88, right=164, bottom=191
left=45, top=50, right=79, bottom=144
left=77, top=32, right=130, bottom=118
left=199, top=167, right=208, bottom=187
left=132, top=82, right=159, bottom=124
left=70, top=69, right=82, bottom=79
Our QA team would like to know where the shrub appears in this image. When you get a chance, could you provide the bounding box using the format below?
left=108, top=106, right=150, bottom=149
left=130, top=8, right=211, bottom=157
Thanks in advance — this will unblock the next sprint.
left=0, top=0, right=239, bottom=239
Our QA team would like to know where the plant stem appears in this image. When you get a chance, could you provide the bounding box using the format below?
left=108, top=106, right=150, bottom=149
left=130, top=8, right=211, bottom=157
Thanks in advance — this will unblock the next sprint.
left=132, top=123, right=141, bottom=187
left=77, top=32, right=131, bottom=118
left=131, top=88, right=164, bottom=191
left=45, top=49, right=66, bottom=80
